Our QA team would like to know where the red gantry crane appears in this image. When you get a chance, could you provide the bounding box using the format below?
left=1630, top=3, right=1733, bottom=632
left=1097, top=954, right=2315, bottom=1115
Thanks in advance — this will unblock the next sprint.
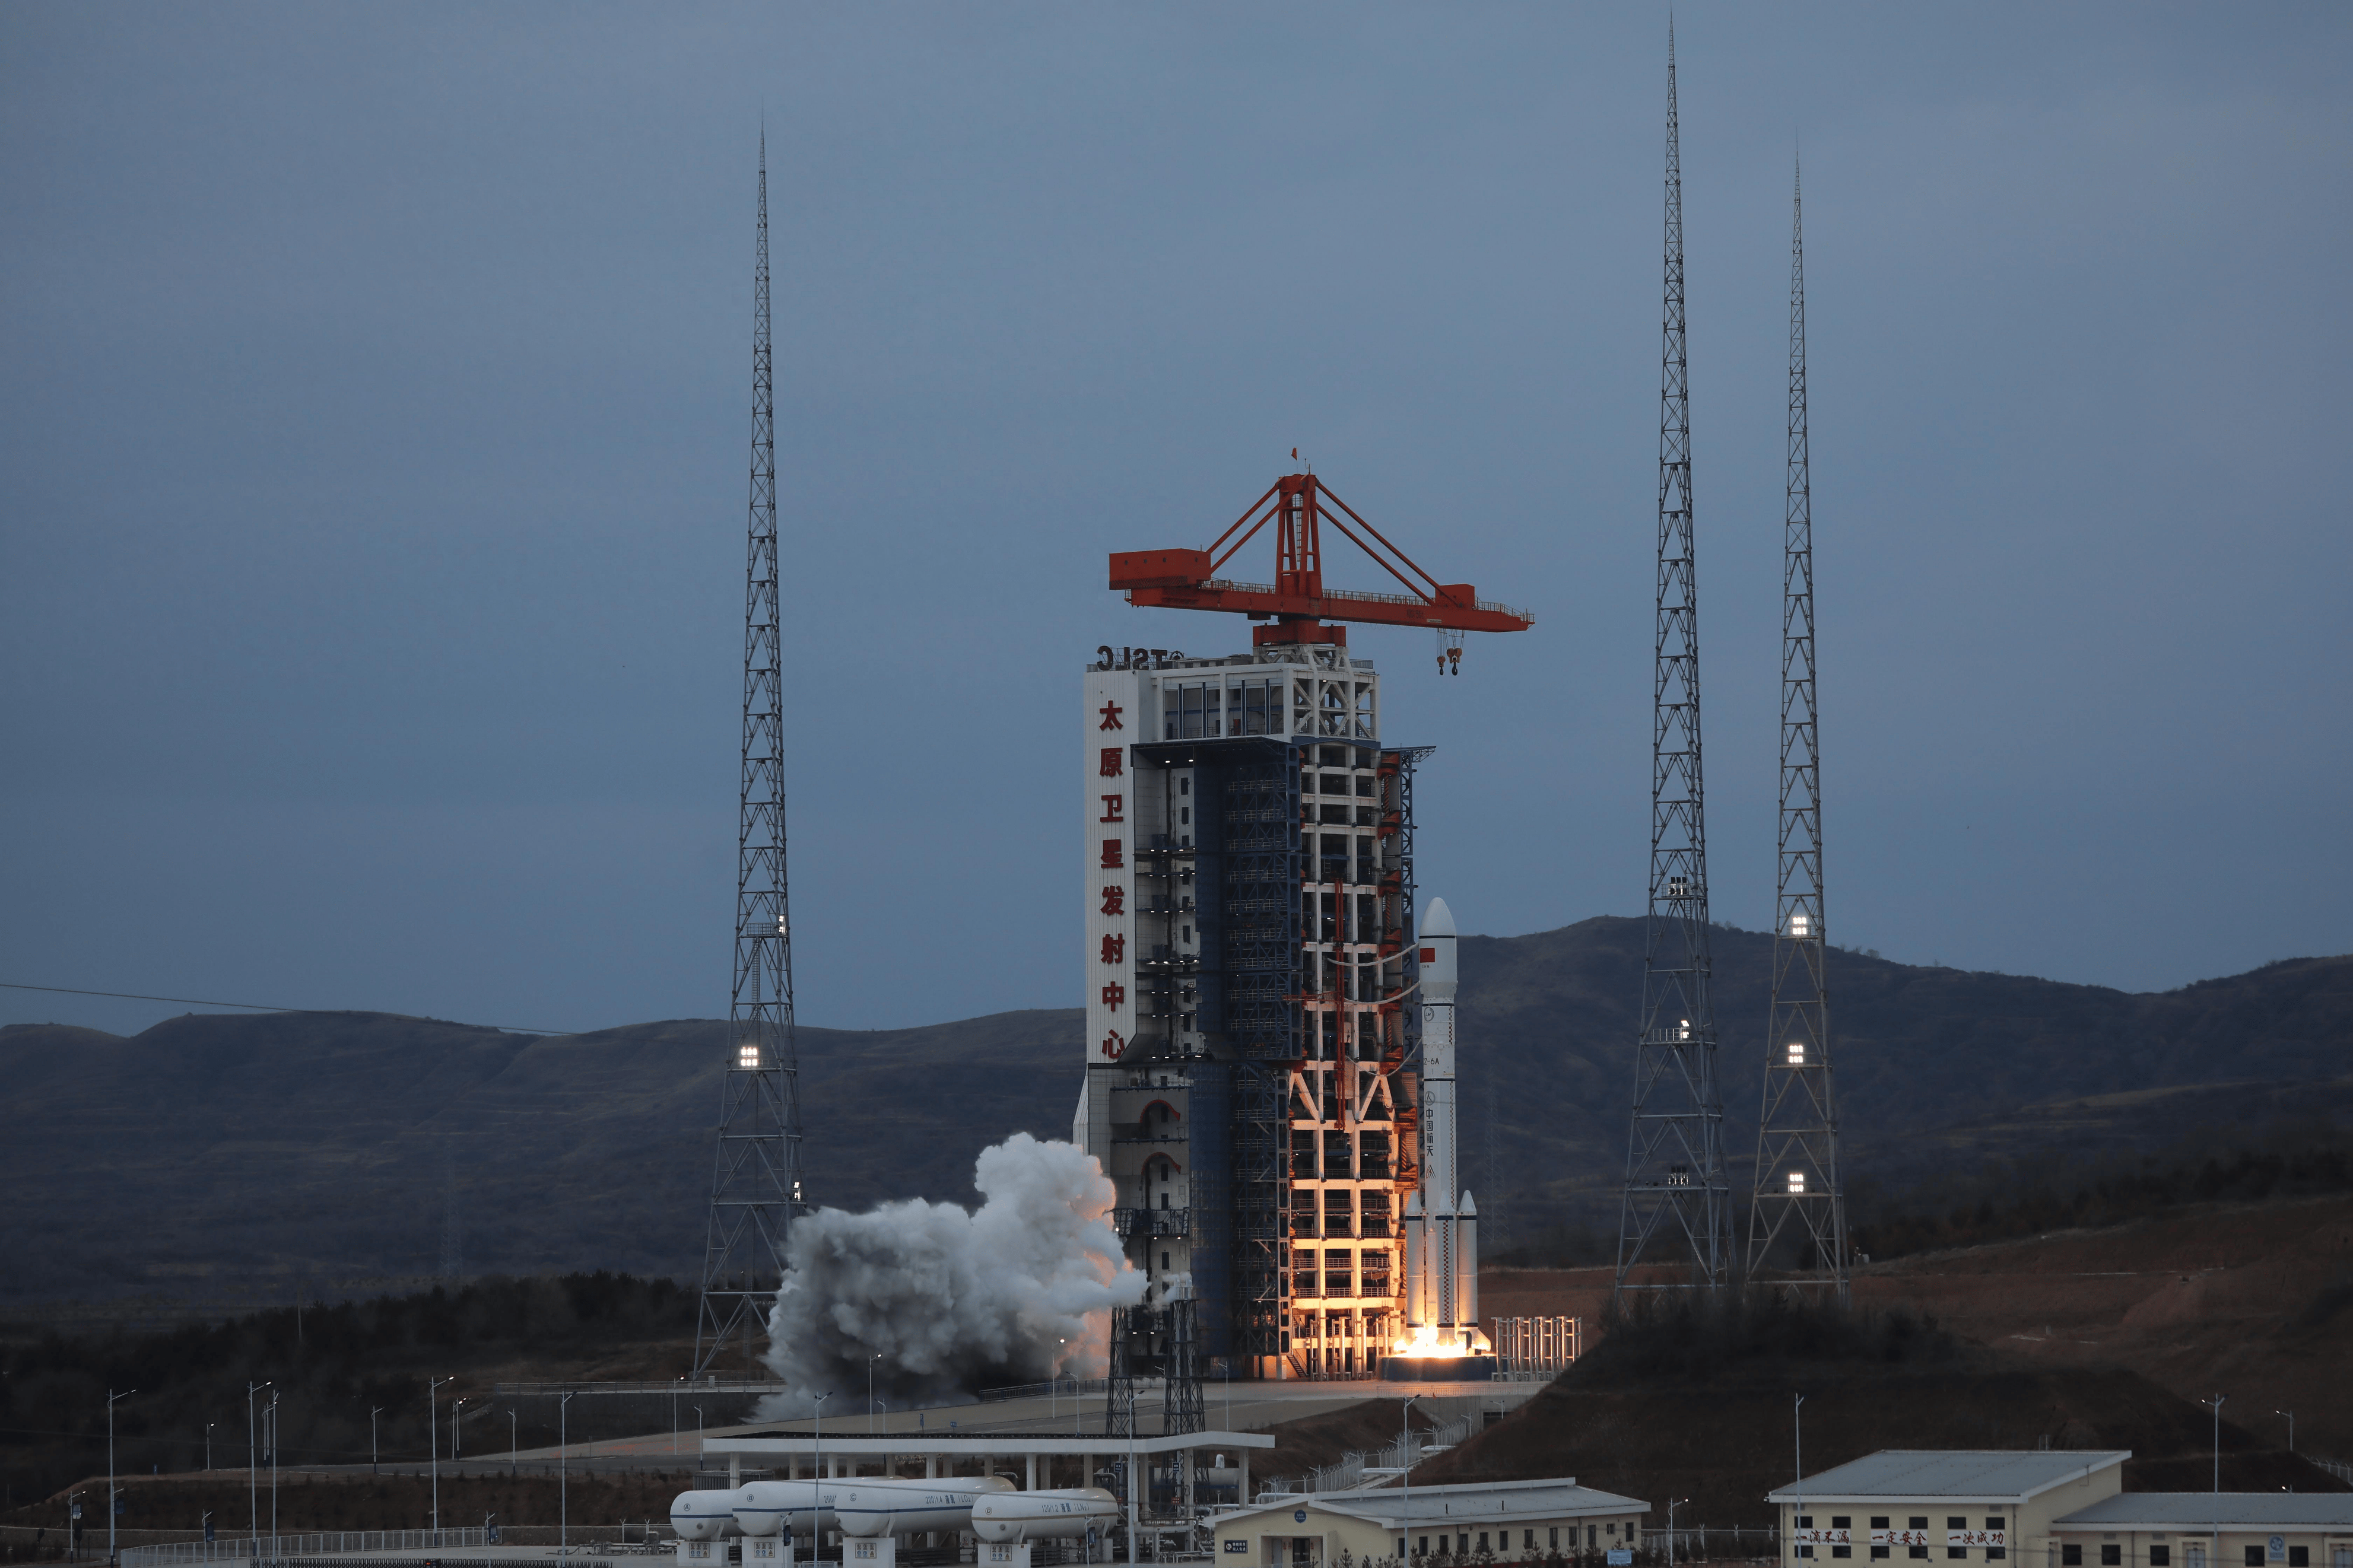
left=1109, top=470, right=1533, bottom=666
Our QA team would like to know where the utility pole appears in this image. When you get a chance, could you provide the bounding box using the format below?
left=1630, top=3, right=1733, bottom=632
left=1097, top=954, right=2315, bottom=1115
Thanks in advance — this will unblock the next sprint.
left=1747, top=157, right=1847, bottom=1301
left=1618, top=18, right=1731, bottom=1296
left=694, top=125, right=806, bottom=1382
left=370, top=1408, right=382, bottom=1476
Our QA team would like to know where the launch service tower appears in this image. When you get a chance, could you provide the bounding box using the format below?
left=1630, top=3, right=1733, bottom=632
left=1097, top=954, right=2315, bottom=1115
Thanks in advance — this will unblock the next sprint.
left=1079, top=472, right=1528, bottom=1379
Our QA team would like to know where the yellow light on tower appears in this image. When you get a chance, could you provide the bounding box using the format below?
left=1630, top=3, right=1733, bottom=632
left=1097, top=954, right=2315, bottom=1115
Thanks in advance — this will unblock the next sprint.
left=1789, top=912, right=1812, bottom=938
left=1786, top=1170, right=1807, bottom=1194
left=1786, top=1042, right=1806, bottom=1066
left=737, top=1041, right=761, bottom=1070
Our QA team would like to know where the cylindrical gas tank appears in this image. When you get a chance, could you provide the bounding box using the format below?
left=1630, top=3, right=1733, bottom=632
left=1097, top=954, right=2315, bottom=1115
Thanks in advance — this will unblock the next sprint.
left=835, top=1477, right=1016, bottom=1538
left=732, top=1480, right=840, bottom=1539
left=671, top=1489, right=748, bottom=1541
left=970, top=1489, right=1122, bottom=1544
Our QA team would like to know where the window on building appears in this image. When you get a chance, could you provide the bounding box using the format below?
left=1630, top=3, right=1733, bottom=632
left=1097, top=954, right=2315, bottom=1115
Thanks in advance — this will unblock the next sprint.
left=1801, top=1520, right=1815, bottom=1531
left=1526, top=1532, right=1536, bottom=1551
left=1873, top=1551, right=1890, bottom=1561
left=1987, top=1523, right=2005, bottom=1535
left=2103, top=1549, right=2122, bottom=1566
left=1478, top=1535, right=1490, bottom=1554
left=1801, top=1550, right=1816, bottom=1561
left=2286, top=1551, right=2307, bottom=1568
left=1836, top=1550, right=1852, bottom=1560
left=1874, top=1522, right=1892, bottom=1532
left=1589, top=1528, right=1598, bottom=1550
left=2244, top=1551, right=2263, bottom=1568
left=1551, top=1530, right=1560, bottom=1550
left=2150, top=1551, right=2170, bottom=1568
left=1910, top=1550, right=1929, bottom=1561
left=1913, top=1524, right=1930, bottom=1534
left=1836, top=1520, right=1853, bottom=1531
left=1950, top=1523, right=1969, bottom=1534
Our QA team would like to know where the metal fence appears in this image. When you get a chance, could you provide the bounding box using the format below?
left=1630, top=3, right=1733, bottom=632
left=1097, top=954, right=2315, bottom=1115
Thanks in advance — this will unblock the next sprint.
left=1641, top=1526, right=1782, bottom=1561
left=979, top=1378, right=1111, bottom=1403
left=1285, top=1411, right=1478, bottom=1495
left=121, top=1528, right=488, bottom=1568
left=1490, top=1316, right=1580, bottom=1375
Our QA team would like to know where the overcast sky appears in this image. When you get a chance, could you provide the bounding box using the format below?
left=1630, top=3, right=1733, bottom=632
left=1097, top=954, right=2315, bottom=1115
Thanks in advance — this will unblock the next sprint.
left=5, top=3, right=2348, bottom=1038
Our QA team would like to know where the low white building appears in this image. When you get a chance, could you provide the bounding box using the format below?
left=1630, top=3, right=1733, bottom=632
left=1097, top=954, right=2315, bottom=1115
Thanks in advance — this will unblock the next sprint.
left=1767, top=1452, right=2132, bottom=1568
left=1212, top=1477, right=1647, bottom=1568
left=2047, top=1492, right=2353, bottom=1568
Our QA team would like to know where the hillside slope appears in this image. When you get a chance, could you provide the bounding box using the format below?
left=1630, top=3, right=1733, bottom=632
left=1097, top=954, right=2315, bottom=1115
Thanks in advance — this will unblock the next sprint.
left=1478, top=1194, right=2353, bottom=1466
left=4, top=926, right=2346, bottom=1309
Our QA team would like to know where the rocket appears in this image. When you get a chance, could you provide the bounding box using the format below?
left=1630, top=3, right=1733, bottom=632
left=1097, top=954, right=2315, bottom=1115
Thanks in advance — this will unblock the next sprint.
left=1403, top=896, right=1479, bottom=1345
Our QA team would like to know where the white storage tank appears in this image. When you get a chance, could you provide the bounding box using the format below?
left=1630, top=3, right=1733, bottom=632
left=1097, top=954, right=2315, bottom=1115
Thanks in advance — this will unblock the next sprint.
left=732, top=1479, right=841, bottom=1538
left=970, top=1489, right=1121, bottom=1544
left=835, top=1477, right=1016, bottom=1538
left=671, top=1489, right=748, bottom=1541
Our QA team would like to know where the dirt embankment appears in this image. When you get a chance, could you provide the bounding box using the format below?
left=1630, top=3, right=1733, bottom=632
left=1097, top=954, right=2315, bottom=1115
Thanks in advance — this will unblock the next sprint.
left=1475, top=1194, right=2353, bottom=1464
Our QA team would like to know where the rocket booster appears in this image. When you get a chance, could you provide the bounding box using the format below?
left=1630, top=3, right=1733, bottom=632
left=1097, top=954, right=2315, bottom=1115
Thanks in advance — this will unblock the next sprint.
left=1406, top=896, right=1477, bottom=1337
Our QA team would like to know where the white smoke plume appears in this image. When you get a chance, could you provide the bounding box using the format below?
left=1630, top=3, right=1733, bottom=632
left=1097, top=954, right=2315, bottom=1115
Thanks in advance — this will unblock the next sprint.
left=755, top=1134, right=1145, bottom=1413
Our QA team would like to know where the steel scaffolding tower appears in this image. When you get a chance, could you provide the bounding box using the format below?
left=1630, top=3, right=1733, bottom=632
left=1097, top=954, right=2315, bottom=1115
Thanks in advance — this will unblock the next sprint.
left=1746, top=163, right=1847, bottom=1299
left=1617, top=24, right=1732, bottom=1296
left=694, top=135, right=805, bottom=1379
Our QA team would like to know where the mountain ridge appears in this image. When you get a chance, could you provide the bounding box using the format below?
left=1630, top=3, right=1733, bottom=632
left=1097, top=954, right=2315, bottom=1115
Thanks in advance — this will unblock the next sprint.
left=6, top=918, right=2345, bottom=1309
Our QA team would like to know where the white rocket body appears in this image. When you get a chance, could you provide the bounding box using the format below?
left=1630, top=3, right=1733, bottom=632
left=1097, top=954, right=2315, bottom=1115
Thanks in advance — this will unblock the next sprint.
left=1408, top=896, right=1478, bottom=1341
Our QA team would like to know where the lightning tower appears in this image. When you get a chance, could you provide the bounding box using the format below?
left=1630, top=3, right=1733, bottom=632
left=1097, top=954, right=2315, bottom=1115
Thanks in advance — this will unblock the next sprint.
left=694, top=135, right=806, bottom=1378
left=1746, top=162, right=1847, bottom=1297
left=1617, top=26, right=1732, bottom=1295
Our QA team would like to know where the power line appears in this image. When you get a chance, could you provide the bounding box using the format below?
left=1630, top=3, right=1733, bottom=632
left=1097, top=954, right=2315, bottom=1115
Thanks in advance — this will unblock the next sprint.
left=0, top=980, right=572, bottom=1037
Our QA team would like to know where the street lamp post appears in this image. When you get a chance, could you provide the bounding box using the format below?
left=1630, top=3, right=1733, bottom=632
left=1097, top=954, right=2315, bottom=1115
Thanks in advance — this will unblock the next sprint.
left=1400, top=1395, right=1420, bottom=1564
left=107, top=1388, right=134, bottom=1567
left=812, top=1392, right=830, bottom=1490
left=205, top=1422, right=216, bottom=1474
left=370, top=1408, right=383, bottom=1477
left=560, top=1392, right=576, bottom=1554
left=2276, top=1409, right=2294, bottom=1454
left=1668, top=1499, right=1689, bottom=1564
left=1794, top=1394, right=1807, bottom=1568
left=430, top=1376, right=452, bottom=1533
left=869, top=1354, right=883, bottom=1435
left=453, top=1397, right=467, bottom=1461
left=507, top=1410, right=518, bottom=1477
left=246, top=1382, right=269, bottom=1541
left=268, top=1391, right=280, bottom=1546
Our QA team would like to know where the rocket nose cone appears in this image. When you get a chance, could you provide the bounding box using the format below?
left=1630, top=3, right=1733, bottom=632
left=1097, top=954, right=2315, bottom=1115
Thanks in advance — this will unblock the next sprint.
left=1421, top=897, right=1456, bottom=937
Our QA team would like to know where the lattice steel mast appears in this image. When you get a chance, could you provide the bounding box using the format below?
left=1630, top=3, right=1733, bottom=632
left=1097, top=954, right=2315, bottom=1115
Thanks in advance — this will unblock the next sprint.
left=694, top=133, right=805, bottom=1378
left=1616, top=24, right=1731, bottom=1295
left=1746, top=161, right=1847, bottom=1299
